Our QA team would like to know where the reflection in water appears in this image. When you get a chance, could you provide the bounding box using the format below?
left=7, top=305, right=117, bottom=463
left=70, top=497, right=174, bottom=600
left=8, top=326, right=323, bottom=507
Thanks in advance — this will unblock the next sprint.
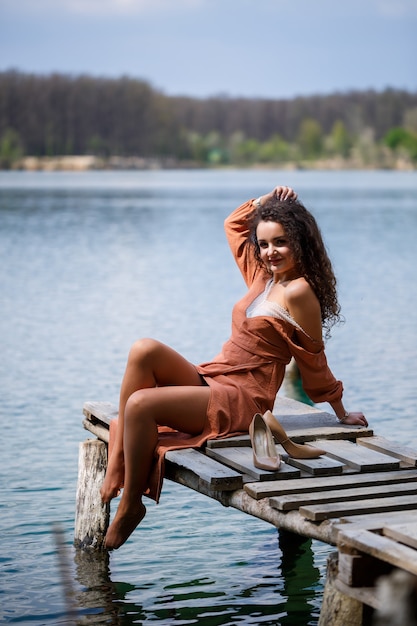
left=74, top=549, right=127, bottom=625
left=279, top=530, right=321, bottom=626
left=73, top=528, right=321, bottom=625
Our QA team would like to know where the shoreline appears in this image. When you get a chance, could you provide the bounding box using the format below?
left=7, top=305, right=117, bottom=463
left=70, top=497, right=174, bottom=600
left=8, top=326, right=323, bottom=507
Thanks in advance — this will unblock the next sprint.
left=4, top=154, right=416, bottom=172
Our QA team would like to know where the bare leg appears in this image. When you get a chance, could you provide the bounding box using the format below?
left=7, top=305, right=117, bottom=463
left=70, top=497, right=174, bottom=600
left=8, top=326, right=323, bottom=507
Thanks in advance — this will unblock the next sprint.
left=100, top=338, right=210, bottom=548
left=101, top=339, right=205, bottom=502
left=105, top=384, right=210, bottom=550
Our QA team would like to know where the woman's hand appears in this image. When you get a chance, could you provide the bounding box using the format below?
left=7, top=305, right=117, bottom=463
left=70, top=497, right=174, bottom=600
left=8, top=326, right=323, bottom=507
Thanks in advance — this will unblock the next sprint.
left=340, top=411, right=368, bottom=427
left=273, top=185, right=297, bottom=201
left=257, top=186, right=298, bottom=206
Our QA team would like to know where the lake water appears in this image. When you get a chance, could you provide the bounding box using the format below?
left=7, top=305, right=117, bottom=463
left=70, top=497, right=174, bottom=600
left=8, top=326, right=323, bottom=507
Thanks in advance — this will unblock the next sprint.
left=1, top=169, right=416, bottom=625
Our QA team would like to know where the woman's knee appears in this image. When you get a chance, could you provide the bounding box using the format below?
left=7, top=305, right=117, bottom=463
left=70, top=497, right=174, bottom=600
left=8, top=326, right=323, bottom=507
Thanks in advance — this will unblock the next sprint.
left=124, top=388, right=155, bottom=424
left=128, top=338, right=161, bottom=365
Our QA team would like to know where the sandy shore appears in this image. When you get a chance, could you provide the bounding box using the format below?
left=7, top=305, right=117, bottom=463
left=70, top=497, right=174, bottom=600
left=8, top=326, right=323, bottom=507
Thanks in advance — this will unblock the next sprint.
left=6, top=154, right=415, bottom=171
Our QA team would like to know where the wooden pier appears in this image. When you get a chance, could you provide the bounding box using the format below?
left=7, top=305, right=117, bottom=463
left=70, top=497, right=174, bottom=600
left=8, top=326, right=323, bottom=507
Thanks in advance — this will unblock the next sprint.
left=75, top=397, right=417, bottom=625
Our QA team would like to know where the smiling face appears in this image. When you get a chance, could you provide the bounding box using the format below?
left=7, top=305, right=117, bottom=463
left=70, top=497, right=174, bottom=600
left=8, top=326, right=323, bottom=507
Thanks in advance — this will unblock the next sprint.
left=256, top=220, right=299, bottom=281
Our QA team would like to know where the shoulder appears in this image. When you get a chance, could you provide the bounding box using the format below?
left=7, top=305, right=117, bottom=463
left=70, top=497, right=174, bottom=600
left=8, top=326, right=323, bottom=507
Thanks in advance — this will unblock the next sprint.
left=285, top=278, right=318, bottom=307
left=285, top=278, right=323, bottom=343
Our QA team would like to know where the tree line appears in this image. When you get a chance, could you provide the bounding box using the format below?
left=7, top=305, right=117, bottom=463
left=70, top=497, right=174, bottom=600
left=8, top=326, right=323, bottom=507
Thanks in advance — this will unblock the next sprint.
left=1, top=70, right=416, bottom=168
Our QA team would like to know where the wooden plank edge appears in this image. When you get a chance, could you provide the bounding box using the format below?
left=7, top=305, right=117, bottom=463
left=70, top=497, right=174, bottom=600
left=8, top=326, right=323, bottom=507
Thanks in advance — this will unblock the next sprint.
left=334, top=578, right=381, bottom=611
left=165, top=448, right=243, bottom=491
left=285, top=456, right=344, bottom=476
left=206, top=427, right=374, bottom=449
left=337, top=509, right=417, bottom=528
left=383, top=524, right=417, bottom=550
left=243, top=469, right=417, bottom=501
left=205, top=446, right=298, bottom=482
left=331, top=510, right=417, bottom=544
left=164, top=460, right=233, bottom=505
left=83, top=419, right=109, bottom=443
left=83, top=401, right=117, bottom=428
left=300, top=494, right=417, bottom=522
left=270, top=482, right=417, bottom=513
left=309, top=439, right=401, bottom=471
left=357, top=436, right=417, bottom=466
left=337, top=528, right=417, bottom=577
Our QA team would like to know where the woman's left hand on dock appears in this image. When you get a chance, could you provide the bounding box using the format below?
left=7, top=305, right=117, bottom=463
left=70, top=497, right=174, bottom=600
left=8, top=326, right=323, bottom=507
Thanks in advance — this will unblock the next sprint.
left=342, top=411, right=368, bottom=427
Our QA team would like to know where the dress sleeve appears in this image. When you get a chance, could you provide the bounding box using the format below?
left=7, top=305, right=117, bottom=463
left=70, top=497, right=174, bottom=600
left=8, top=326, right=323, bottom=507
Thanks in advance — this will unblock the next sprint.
left=224, top=199, right=268, bottom=287
left=288, top=335, right=344, bottom=404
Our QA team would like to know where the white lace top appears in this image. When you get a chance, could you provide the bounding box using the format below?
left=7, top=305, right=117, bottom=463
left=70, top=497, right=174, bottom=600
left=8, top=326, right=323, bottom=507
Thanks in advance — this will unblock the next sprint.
left=246, top=279, right=304, bottom=333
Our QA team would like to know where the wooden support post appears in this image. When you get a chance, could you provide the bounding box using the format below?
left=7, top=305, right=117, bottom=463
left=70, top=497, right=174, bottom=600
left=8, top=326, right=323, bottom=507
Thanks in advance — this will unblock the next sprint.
left=318, top=552, right=364, bottom=626
left=74, top=439, right=110, bottom=550
left=372, top=569, right=417, bottom=626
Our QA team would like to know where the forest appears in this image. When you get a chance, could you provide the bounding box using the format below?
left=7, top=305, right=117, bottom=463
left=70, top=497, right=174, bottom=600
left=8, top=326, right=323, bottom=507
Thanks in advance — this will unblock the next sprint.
left=0, top=70, right=417, bottom=169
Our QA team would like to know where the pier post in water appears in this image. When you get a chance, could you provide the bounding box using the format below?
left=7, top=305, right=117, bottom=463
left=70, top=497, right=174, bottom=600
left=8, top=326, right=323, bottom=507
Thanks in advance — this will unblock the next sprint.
left=318, top=552, right=364, bottom=626
left=74, top=439, right=109, bottom=550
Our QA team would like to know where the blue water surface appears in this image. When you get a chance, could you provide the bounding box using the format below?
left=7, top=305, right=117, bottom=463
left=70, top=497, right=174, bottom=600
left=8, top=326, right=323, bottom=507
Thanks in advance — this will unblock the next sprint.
left=1, top=169, right=416, bottom=625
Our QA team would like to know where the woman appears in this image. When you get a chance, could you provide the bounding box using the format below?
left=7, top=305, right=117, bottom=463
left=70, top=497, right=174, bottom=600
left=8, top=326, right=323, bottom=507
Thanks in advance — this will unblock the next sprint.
left=101, top=185, right=367, bottom=550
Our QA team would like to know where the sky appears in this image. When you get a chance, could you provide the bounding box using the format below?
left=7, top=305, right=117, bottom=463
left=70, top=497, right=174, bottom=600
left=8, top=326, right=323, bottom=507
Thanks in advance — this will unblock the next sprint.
left=1, top=0, right=416, bottom=100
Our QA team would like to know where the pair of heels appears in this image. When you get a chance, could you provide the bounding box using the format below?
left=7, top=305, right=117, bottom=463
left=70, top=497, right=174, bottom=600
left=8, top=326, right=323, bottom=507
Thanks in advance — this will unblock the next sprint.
left=249, top=411, right=325, bottom=471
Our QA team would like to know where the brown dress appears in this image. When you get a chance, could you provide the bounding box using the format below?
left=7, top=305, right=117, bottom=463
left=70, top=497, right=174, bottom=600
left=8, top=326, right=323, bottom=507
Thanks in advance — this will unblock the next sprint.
left=110, top=199, right=343, bottom=502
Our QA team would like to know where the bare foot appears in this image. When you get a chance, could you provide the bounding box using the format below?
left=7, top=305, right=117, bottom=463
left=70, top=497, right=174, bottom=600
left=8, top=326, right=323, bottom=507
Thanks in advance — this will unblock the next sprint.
left=105, top=501, right=146, bottom=550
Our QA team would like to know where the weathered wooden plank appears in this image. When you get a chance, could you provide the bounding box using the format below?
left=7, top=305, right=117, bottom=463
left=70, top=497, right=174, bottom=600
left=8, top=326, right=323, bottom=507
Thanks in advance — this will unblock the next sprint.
left=337, top=509, right=417, bottom=528
left=206, top=396, right=373, bottom=450
left=206, top=446, right=300, bottom=481
left=332, top=512, right=417, bottom=543
left=338, top=551, right=392, bottom=588
left=83, top=418, right=109, bottom=443
left=283, top=453, right=344, bottom=476
left=83, top=401, right=117, bottom=428
left=273, top=397, right=371, bottom=436
left=311, top=439, right=400, bottom=471
left=206, top=434, right=251, bottom=449
left=206, top=414, right=373, bottom=452
left=273, top=396, right=374, bottom=439
left=331, top=510, right=417, bottom=544
left=334, top=578, right=381, bottom=611
left=300, top=494, right=417, bottom=522
left=165, top=448, right=243, bottom=491
left=357, top=436, right=417, bottom=466
left=244, top=469, right=417, bottom=500
left=337, top=527, right=417, bottom=576
left=270, top=481, right=417, bottom=512
left=206, top=429, right=371, bottom=448
left=383, top=522, right=417, bottom=550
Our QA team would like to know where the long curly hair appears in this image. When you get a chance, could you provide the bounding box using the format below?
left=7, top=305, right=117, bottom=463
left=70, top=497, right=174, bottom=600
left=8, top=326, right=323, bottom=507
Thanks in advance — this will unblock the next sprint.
left=248, top=197, right=342, bottom=338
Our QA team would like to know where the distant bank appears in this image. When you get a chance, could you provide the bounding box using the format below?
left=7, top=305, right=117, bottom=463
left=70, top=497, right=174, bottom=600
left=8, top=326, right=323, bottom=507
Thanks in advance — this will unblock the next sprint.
left=6, top=154, right=416, bottom=172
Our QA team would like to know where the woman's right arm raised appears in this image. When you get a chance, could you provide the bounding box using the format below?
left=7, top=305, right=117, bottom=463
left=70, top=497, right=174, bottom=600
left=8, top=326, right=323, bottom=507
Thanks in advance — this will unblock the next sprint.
left=254, top=186, right=298, bottom=208
left=224, top=186, right=297, bottom=287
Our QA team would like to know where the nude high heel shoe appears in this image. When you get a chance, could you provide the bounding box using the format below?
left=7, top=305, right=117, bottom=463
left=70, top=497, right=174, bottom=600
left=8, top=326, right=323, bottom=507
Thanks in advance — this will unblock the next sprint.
left=249, top=413, right=281, bottom=471
left=263, top=410, right=325, bottom=458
